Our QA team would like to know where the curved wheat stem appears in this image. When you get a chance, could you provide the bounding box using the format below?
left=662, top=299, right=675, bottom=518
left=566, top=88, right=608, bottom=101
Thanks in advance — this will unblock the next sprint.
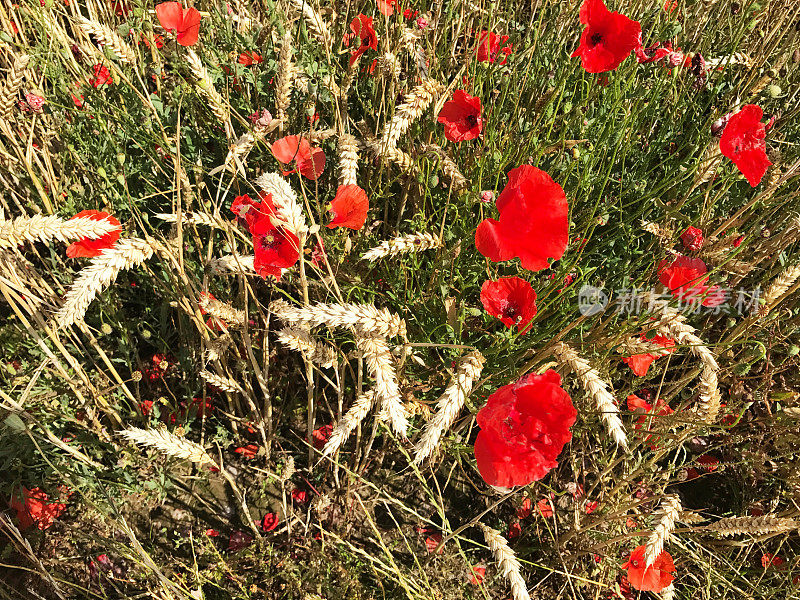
left=275, top=326, right=336, bottom=369
left=478, top=524, right=530, bottom=600
left=254, top=173, right=308, bottom=238
left=414, top=351, right=484, bottom=463
left=645, top=495, right=682, bottom=567
left=0, top=54, right=30, bottom=117
left=56, top=238, right=158, bottom=328
left=119, top=427, right=211, bottom=464
left=322, top=391, right=375, bottom=456
left=77, top=17, right=137, bottom=65
left=552, top=342, right=628, bottom=450
left=362, top=232, right=442, bottom=262
left=270, top=299, right=406, bottom=338
left=356, top=335, right=409, bottom=438
left=0, top=214, right=120, bottom=249
left=380, top=79, right=445, bottom=150
left=337, top=133, right=359, bottom=187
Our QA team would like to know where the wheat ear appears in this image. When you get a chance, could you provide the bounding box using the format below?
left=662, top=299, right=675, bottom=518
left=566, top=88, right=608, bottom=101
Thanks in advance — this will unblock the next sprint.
left=0, top=54, right=30, bottom=117
left=155, top=212, right=231, bottom=230
left=270, top=299, right=406, bottom=338
left=205, top=333, right=233, bottom=362
left=0, top=214, right=120, bottom=249
left=617, top=337, right=673, bottom=356
left=322, top=391, right=375, bottom=456
left=377, top=52, right=402, bottom=80
left=479, top=524, right=531, bottom=600
left=552, top=342, right=628, bottom=450
left=422, top=144, right=468, bottom=191
left=185, top=49, right=231, bottom=134
left=287, top=0, right=331, bottom=50
left=199, top=293, right=246, bottom=327
left=642, top=220, right=674, bottom=244
left=760, top=264, right=800, bottom=316
left=337, top=133, right=360, bottom=187
left=207, top=254, right=255, bottom=274
left=362, top=232, right=443, bottom=262
left=199, top=370, right=242, bottom=393
left=254, top=172, right=308, bottom=237
left=414, top=351, right=485, bottom=463
left=275, top=327, right=336, bottom=369
left=692, top=141, right=723, bottom=188
left=77, top=17, right=137, bottom=65
left=275, top=30, right=295, bottom=123
left=380, top=79, right=445, bottom=150
left=703, top=515, right=798, bottom=537
left=356, top=335, right=409, bottom=438
left=644, top=495, right=682, bottom=567
left=56, top=238, right=157, bottom=328
left=119, top=426, right=211, bottom=464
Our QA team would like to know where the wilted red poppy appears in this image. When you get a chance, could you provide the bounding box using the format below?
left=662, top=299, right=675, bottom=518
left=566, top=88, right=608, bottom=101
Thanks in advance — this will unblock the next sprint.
left=155, top=2, right=201, bottom=47
left=11, top=487, right=67, bottom=530
left=89, top=64, right=113, bottom=87
left=271, top=135, right=326, bottom=180
left=634, top=41, right=671, bottom=64
left=349, top=15, right=378, bottom=65
left=377, top=0, right=396, bottom=15
left=536, top=498, right=554, bottom=518
left=697, top=453, right=719, bottom=472
left=423, top=530, right=443, bottom=554
left=507, top=520, right=522, bottom=539
left=475, top=165, right=569, bottom=271
left=622, top=545, right=675, bottom=592
left=327, top=185, right=369, bottom=230
left=467, top=565, right=486, bottom=585
left=680, top=226, right=704, bottom=251
left=474, top=370, right=576, bottom=488
left=238, top=51, right=263, bottom=66
left=234, top=444, right=258, bottom=459
left=657, top=256, right=724, bottom=306
left=291, top=489, right=309, bottom=504
left=480, top=277, right=537, bottom=333
left=516, top=497, right=532, bottom=519
left=437, top=89, right=482, bottom=142
left=571, top=0, right=642, bottom=73
left=476, top=30, right=513, bottom=64
left=622, top=334, right=675, bottom=376
left=227, top=530, right=253, bottom=552
left=720, top=104, right=772, bottom=187
left=66, top=210, right=121, bottom=258
left=312, top=424, right=333, bottom=449
left=261, top=512, right=279, bottom=532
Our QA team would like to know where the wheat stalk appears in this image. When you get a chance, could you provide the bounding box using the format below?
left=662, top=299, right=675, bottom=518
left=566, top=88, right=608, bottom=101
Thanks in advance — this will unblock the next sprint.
left=55, top=238, right=157, bottom=328
left=380, top=79, right=445, bottom=150
left=322, top=391, right=375, bottom=456
left=414, top=351, right=484, bottom=463
left=77, top=17, right=137, bottom=65
left=356, top=335, right=409, bottom=438
left=337, top=133, right=360, bottom=187
left=275, top=326, right=337, bottom=369
left=185, top=49, right=231, bottom=134
left=702, top=515, right=797, bottom=537
left=199, top=369, right=242, bottom=393
left=275, top=30, right=295, bottom=123
left=760, top=264, right=800, bottom=316
left=270, top=299, right=406, bottom=338
left=205, top=332, right=233, bottom=362
left=199, top=293, right=246, bottom=327
left=362, top=232, right=442, bottom=262
left=642, top=220, right=674, bottom=243
left=422, top=144, right=468, bottom=191
left=644, top=495, right=682, bottom=567
left=617, top=337, right=672, bottom=356
left=552, top=342, right=628, bottom=450
left=254, top=173, right=309, bottom=238
left=287, top=0, right=331, bottom=51
left=0, top=214, right=120, bottom=249
left=155, top=212, right=230, bottom=230
left=207, top=254, right=255, bottom=274
left=119, top=426, right=211, bottom=464
left=0, top=54, right=30, bottom=117
left=479, top=524, right=531, bottom=600
left=377, top=52, right=402, bottom=80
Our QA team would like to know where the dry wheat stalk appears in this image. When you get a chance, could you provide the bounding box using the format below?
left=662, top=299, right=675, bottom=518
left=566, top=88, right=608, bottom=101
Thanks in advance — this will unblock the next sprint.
left=356, top=335, right=409, bottom=438
left=380, top=79, right=445, bottom=150
left=270, top=299, right=406, bottom=338
left=377, top=52, right=402, bottom=80
left=479, top=524, right=531, bottom=600
left=56, top=238, right=157, bottom=329
left=205, top=333, right=233, bottom=362
left=617, top=337, right=672, bottom=356
left=275, top=326, right=336, bottom=368
left=422, top=144, right=468, bottom=190
left=660, top=584, right=676, bottom=600
left=760, top=264, right=800, bottom=316
left=287, top=0, right=331, bottom=50
left=322, top=391, right=375, bottom=456
left=275, top=30, right=294, bottom=123
left=155, top=212, right=230, bottom=230
left=552, top=342, right=628, bottom=450
left=705, top=52, right=752, bottom=69
left=207, top=254, right=255, bottom=274
left=702, top=515, right=797, bottom=537
left=185, top=49, right=231, bottom=133
left=642, top=220, right=674, bottom=243
left=199, top=369, right=242, bottom=393
left=693, top=141, right=724, bottom=187
left=644, top=495, right=682, bottom=567
left=0, top=214, right=120, bottom=249
left=337, top=133, right=360, bottom=187
left=362, top=232, right=443, bottom=262
left=77, top=17, right=137, bottom=65
left=199, top=293, right=246, bottom=327
left=119, top=426, right=211, bottom=464
left=414, top=351, right=484, bottom=463
left=0, top=54, right=30, bottom=117
left=254, top=173, right=308, bottom=237
left=399, top=27, right=424, bottom=51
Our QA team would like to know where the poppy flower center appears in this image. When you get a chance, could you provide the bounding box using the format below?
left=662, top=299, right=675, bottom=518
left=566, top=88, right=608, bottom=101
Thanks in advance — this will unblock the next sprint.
left=260, top=233, right=280, bottom=250
left=361, top=35, right=371, bottom=47
left=464, top=113, right=479, bottom=128
left=590, top=32, right=604, bottom=46
left=501, top=301, right=520, bottom=320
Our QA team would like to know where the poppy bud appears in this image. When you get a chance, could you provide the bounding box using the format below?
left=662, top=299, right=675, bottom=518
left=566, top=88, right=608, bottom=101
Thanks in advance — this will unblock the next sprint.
left=768, top=84, right=782, bottom=98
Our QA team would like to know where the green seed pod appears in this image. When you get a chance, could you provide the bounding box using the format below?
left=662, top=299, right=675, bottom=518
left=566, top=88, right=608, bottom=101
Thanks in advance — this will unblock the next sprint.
left=116, top=173, right=126, bottom=185
left=788, top=345, right=800, bottom=357
left=571, top=147, right=580, bottom=159
left=768, top=84, right=782, bottom=98
left=97, top=166, right=107, bottom=179
left=117, top=153, right=126, bottom=165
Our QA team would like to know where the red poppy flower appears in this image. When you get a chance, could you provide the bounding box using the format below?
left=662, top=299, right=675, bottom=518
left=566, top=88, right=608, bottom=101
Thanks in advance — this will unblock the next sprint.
left=423, top=530, right=443, bottom=553
left=516, top=497, right=532, bottom=519
left=657, top=256, right=724, bottom=306
left=437, top=89, right=483, bottom=142
left=476, top=30, right=513, bottom=64
left=205, top=528, right=220, bottom=537
left=536, top=498, right=554, bottom=518
left=680, top=226, right=704, bottom=251
left=622, top=334, right=675, bottom=376
left=291, top=489, right=309, bottom=504
left=634, top=41, right=671, bottom=64
left=474, top=370, right=577, bottom=488
left=480, top=277, right=537, bottom=333
left=66, top=210, right=121, bottom=258
left=468, top=565, right=486, bottom=585
left=377, top=0, right=396, bottom=15
left=312, top=424, right=333, bottom=449
left=234, top=444, right=259, bottom=459
left=349, top=15, right=378, bottom=65
left=327, top=185, right=369, bottom=230
left=271, top=135, right=326, bottom=180
left=11, top=487, right=67, bottom=530
left=507, top=520, right=522, bottom=539
left=238, top=51, right=263, bottom=66
left=720, top=104, right=772, bottom=187
left=761, top=553, right=785, bottom=569
left=155, top=2, right=201, bottom=47
left=571, top=0, right=642, bottom=73
left=253, top=222, right=301, bottom=280
left=622, top=545, right=675, bottom=592
left=89, top=64, right=113, bottom=87
left=585, top=500, right=599, bottom=514
left=111, top=0, right=132, bottom=16
left=475, top=165, right=569, bottom=271
left=261, top=512, right=279, bottom=532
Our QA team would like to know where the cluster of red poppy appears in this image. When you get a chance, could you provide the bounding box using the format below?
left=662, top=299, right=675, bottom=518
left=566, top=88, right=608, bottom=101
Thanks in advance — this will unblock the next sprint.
left=11, top=487, right=68, bottom=530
